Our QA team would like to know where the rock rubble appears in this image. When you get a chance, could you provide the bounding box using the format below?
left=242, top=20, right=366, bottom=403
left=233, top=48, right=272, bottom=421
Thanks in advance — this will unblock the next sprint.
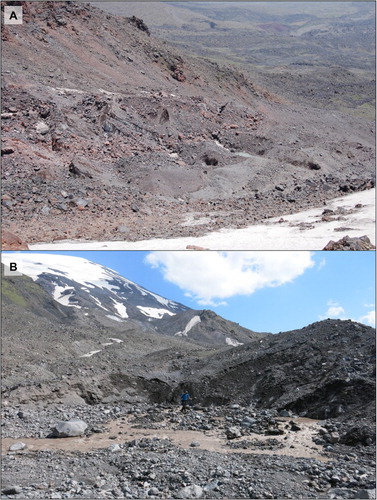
left=1, top=403, right=375, bottom=499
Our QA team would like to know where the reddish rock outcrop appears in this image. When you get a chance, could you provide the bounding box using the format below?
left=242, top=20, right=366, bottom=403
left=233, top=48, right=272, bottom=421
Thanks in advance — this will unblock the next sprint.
left=2, top=230, right=29, bottom=250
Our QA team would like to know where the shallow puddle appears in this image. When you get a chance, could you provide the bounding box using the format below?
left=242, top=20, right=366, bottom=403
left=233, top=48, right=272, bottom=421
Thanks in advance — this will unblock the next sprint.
left=2, top=414, right=329, bottom=462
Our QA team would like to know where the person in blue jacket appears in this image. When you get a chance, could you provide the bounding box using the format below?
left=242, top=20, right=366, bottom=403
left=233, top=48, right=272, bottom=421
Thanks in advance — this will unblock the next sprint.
left=180, top=390, right=191, bottom=412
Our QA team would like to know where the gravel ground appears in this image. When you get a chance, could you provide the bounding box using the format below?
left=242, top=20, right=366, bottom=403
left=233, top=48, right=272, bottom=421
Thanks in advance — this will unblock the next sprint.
left=2, top=403, right=375, bottom=499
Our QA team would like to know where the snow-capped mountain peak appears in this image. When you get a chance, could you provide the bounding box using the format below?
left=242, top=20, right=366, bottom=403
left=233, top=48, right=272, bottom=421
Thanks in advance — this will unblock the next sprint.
left=2, top=254, right=262, bottom=347
left=1, top=253, right=189, bottom=321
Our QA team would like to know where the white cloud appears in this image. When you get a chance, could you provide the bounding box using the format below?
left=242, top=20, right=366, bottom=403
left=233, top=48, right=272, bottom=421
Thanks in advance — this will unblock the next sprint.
left=320, top=299, right=346, bottom=319
left=317, top=258, right=327, bottom=271
left=320, top=301, right=375, bottom=327
left=359, top=310, right=375, bottom=327
left=145, top=251, right=315, bottom=306
left=327, top=305, right=346, bottom=317
left=317, top=258, right=326, bottom=271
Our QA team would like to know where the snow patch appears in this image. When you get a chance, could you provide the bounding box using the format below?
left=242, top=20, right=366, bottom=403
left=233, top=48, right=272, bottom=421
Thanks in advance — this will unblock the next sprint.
left=176, top=315, right=201, bottom=336
left=92, top=297, right=107, bottom=310
left=137, top=306, right=176, bottom=319
left=80, top=350, right=102, bottom=358
left=226, top=337, right=244, bottom=347
left=111, top=299, right=128, bottom=318
left=53, top=285, right=71, bottom=301
left=132, top=284, right=175, bottom=308
left=144, top=290, right=170, bottom=307
left=214, top=139, right=230, bottom=152
left=52, top=285, right=81, bottom=308
left=55, top=87, right=85, bottom=94
left=106, top=315, right=124, bottom=322
left=69, top=302, right=81, bottom=309
left=109, top=338, right=124, bottom=343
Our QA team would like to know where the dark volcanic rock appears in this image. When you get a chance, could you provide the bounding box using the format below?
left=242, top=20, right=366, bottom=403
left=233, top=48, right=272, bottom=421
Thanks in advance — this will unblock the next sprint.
left=323, top=235, right=376, bottom=250
left=128, top=15, right=150, bottom=36
left=340, top=425, right=376, bottom=446
left=50, top=419, right=88, bottom=438
left=184, top=319, right=375, bottom=422
left=1, top=486, right=23, bottom=496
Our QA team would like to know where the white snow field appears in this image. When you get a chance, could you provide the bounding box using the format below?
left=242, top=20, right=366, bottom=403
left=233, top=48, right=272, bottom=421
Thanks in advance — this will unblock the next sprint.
left=30, top=189, right=375, bottom=250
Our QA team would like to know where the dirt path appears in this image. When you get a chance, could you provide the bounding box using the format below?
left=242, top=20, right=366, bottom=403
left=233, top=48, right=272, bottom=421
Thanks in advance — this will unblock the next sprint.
left=2, top=415, right=328, bottom=462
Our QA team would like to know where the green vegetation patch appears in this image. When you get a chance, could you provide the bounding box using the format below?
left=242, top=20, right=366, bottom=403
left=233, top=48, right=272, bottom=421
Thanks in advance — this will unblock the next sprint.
left=2, top=278, right=28, bottom=308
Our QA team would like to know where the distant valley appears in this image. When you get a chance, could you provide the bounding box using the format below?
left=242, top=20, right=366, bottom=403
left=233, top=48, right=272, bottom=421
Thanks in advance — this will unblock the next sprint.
left=95, top=1, right=376, bottom=118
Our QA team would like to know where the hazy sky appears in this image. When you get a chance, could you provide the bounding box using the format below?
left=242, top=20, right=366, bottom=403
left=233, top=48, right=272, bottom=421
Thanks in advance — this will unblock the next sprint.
left=3, top=250, right=375, bottom=333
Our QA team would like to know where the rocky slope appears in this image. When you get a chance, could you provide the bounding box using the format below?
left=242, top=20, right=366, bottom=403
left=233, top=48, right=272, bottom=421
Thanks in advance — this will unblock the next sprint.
left=1, top=1, right=375, bottom=246
left=183, top=320, right=375, bottom=421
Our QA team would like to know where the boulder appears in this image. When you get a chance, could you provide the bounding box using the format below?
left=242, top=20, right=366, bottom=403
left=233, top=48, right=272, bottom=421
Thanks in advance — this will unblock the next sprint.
left=226, top=426, right=242, bottom=439
left=109, top=443, right=121, bottom=452
left=353, top=490, right=376, bottom=499
left=40, top=205, right=50, bottom=215
left=117, top=225, right=130, bottom=234
left=36, top=121, right=50, bottom=135
left=72, top=198, right=89, bottom=209
left=1, top=146, right=14, bottom=155
left=266, top=426, right=285, bottom=435
left=128, top=16, right=150, bottom=36
left=9, top=442, right=27, bottom=451
left=279, top=409, right=290, bottom=417
left=186, top=245, right=210, bottom=251
left=177, top=485, right=203, bottom=499
left=190, top=441, right=201, bottom=447
left=50, top=419, right=88, bottom=438
left=340, top=425, right=376, bottom=446
left=328, top=431, right=340, bottom=444
left=241, top=417, right=257, bottom=427
left=2, top=230, right=29, bottom=250
left=290, top=422, right=302, bottom=432
left=323, top=235, right=375, bottom=251
left=2, top=486, right=23, bottom=496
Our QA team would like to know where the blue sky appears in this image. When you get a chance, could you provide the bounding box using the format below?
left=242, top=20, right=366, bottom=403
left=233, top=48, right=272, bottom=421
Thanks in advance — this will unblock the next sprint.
left=3, top=250, right=375, bottom=333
